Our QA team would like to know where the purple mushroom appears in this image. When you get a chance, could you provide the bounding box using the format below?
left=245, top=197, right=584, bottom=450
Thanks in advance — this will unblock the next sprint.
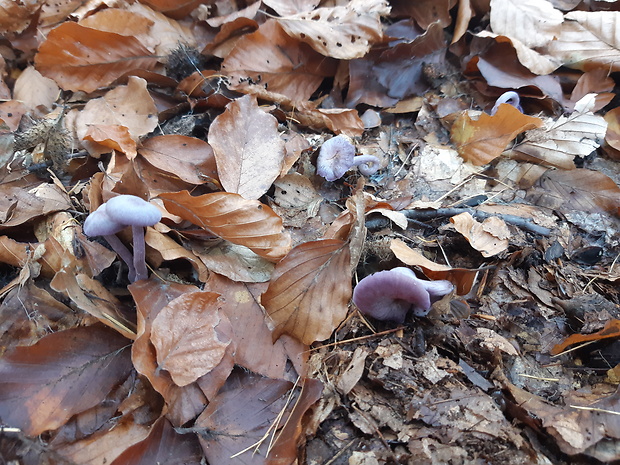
left=352, top=267, right=453, bottom=323
left=316, top=135, right=381, bottom=181
left=83, top=195, right=162, bottom=282
left=490, top=91, right=523, bottom=115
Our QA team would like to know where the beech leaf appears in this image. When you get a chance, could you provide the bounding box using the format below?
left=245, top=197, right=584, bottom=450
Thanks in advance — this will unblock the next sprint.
left=0, top=325, right=132, bottom=436
left=150, top=291, right=231, bottom=387
left=34, top=22, right=159, bottom=92
left=159, top=190, right=291, bottom=262
left=262, top=238, right=352, bottom=345
left=277, top=0, right=391, bottom=59
left=208, top=95, right=285, bottom=200
left=451, top=104, right=544, bottom=166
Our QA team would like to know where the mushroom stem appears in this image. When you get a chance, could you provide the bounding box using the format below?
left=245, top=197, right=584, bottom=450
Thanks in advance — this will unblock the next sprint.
left=103, top=234, right=136, bottom=282
left=131, top=225, right=148, bottom=282
left=351, top=155, right=381, bottom=176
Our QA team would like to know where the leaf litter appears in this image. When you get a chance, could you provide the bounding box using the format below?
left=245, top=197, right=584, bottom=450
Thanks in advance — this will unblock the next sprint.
left=0, top=1, right=619, bottom=465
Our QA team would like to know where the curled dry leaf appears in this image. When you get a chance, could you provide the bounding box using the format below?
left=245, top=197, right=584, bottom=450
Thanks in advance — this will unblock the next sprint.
left=159, top=190, right=291, bottom=262
left=390, top=238, right=479, bottom=295
left=450, top=212, right=510, bottom=258
left=262, top=0, right=320, bottom=16
left=74, top=77, right=158, bottom=157
left=451, top=104, right=543, bottom=166
left=34, top=22, right=159, bottom=93
left=139, top=135, right=218, bottom=185
left=208, top=94, right=285, bottom=200
left=84, top=125, right=137, bottom=159
left=262, top=239, right=352, bottom=345
left=150, top=291, right=231, bottom=387
left=277, top=0, right=391, bottom=59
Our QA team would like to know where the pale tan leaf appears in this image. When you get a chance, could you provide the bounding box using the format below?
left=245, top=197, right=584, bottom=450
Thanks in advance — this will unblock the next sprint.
left=150, top=291, right=231, bottom=387
left=450, top=213, right=510, bottom=258
left=74, top=77, right=158, bottom=155
left=159, top=190, right=291, bottom=262
left=277, top=0, right=390, bottom=59
left=13, top=66, right=60, bottom=110
left=263, top=239, right=352, bottom=345
left=547, top=11, right=620, bottom=72
left=263, top=0, right=320, bottom=16
left=490, top=0, right=562, bottom=48
left=208, top=95, right=285, bottom=200
left=508, top=94, right=608, bottom=169
left=144, top=229, right=210, bottom=282
left=34, top=22, right=159, bottom=93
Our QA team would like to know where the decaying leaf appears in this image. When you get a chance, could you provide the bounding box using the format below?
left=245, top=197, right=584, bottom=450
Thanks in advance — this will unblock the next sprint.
left=390, top=239, right=479, bottom=295
left=277, top=0, right=391, bottom=59
left=547, top=11, right=620, bottom=72
left=34, top=22, right=159, bottom=92
left=450, top=212, right=510, bottom=257
left=507, top=94, right=608, bottom=169
left=195, top=371, right=322, bottom=465
left=0, top=324, right=132, bottom=436
left=451, top=104, right=543, bottom=165
left=262, top=239, right=351, bottom=345
left=160, top=190, right=291, bottom=262
left=551, top=319, right=620, bottom=355
left=150, top=291, right=231, bottom=387
left=208, top=95, right=285, bottom=200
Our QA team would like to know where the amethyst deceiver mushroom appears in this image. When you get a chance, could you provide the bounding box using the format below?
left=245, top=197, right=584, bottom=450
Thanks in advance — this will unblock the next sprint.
left=316, top=135, right=381, bottom=181
left=490, top=91, right=523, bottom=115
left=83, top=195, right=161, bottom=282
left=352, top=267, right=453, bottom=323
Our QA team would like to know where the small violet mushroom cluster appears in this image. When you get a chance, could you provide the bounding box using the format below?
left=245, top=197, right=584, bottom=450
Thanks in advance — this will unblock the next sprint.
left=83, top=195, right=161, bottom=283
left=353, top=267, right=453, bottom=323
left=316, top=135, right=381, bottom=181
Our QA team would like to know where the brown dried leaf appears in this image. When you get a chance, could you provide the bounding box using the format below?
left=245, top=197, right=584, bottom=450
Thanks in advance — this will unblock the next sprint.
left=84, top=125, right=138, bottom=159
left=222, top=20, right=336, bottom=102
left=451, top=104, right=544, bottom=166
left=159, top=190, right=291, bottom=262
left=208, top=95, right=285, bottom=199
left=139, top=135, right=218, bottom=185
left=450, top=212, right=510, bottom=258
left=263, top=239, right=351, bottom=345
left=145, top=229, right=210, bottom=282
left=0, top=0, right=37, bottom=34
left=390, top=239, right=479, bottom=295
left=277, top=0, right=390, bottom=59
left=150, top=291, right=231, bottom=387
left=0, top=324, right=132, bottom=436
left=195, top=371, right=322, bottom=465
left=0, top=182, right=72, bottom=230
left=13, top=66, right=60, bottom=110
left=527, top=168, right=620, bottom=215
left=74, top=76, right=158, bottom=154
left=34, top=22, right=159, bottom=93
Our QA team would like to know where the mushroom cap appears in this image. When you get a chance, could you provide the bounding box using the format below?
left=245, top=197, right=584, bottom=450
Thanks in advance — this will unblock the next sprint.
left=83, top=204, right=125, bottom=237
left=352, top=267, right=453, bottom=322
left=105, top=195, right=162, bottom=227
left=316, top=135, right=356, bottom=181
